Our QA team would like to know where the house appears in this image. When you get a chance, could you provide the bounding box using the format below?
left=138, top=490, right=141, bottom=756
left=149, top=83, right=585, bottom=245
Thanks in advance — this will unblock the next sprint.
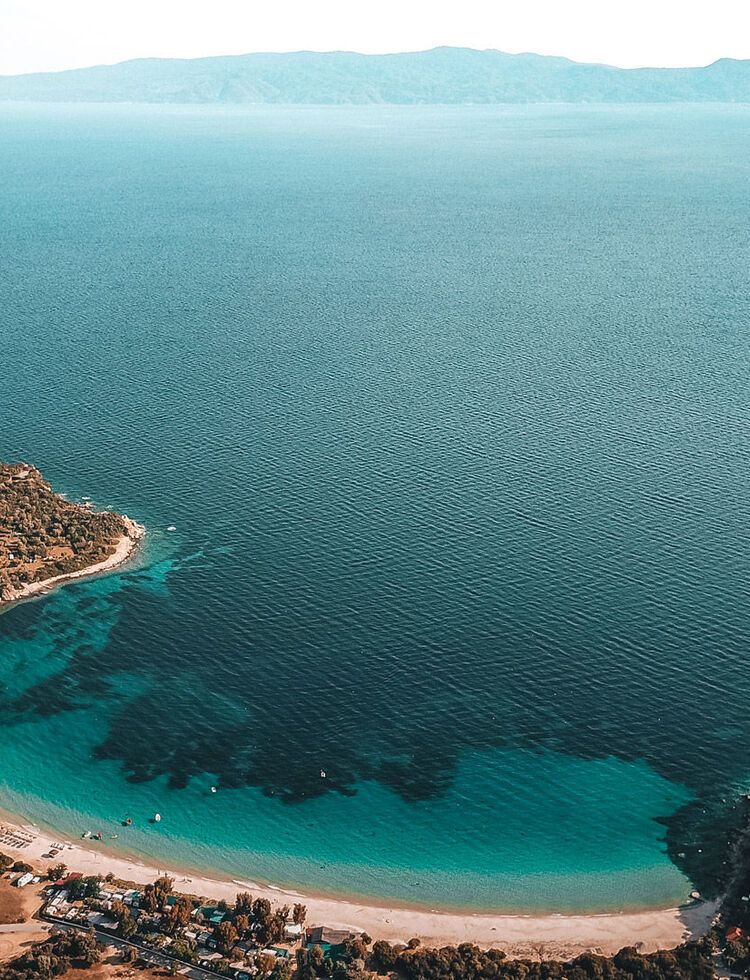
left=227, top=962, right=249, bottom=975
left=199, top=952, right=224, bottom=967
left=306, top=927, right=358, bottom=961
left=284, top=923, right=303, bottom=940
left=726, top=926, right=743, bottom=943
left=306, top=927, right=356, bottom=946
left=265, top=948, right=290, bottom=960
left=14, top=873, right=34, bottom=888
left=88, top=913, right=118, bottom=930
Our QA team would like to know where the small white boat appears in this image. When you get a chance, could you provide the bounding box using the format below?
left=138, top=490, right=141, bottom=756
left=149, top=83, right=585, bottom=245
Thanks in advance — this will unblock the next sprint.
left=320, top=770, right=326, bottom=778
left=153, top=813, right=161, bottom=822
left=81, top=830, right=92, bottom=839
left=210, top=786, right=218, bottom=793
left=166, top=526, right=177, bottom=532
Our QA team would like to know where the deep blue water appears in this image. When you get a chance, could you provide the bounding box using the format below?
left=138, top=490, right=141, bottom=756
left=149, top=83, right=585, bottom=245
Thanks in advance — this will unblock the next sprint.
left=1, top=103, right=749, bottom=912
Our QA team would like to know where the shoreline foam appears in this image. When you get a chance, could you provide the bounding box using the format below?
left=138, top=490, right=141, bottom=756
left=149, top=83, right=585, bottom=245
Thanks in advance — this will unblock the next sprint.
left=0, top=811, right=718, bottom=957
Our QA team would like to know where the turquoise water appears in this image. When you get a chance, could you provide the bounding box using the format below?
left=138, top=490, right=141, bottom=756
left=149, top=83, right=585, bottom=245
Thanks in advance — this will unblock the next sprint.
left=1, top=103, right=750, bottom=912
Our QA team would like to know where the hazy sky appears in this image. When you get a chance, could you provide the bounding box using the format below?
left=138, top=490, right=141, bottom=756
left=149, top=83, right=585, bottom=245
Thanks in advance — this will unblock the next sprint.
left=1, top=0, right=749, bottom=76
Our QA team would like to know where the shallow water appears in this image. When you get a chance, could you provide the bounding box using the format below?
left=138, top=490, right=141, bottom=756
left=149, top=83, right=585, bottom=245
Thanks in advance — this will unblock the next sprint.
left=1, top=103, right=749, bottom=912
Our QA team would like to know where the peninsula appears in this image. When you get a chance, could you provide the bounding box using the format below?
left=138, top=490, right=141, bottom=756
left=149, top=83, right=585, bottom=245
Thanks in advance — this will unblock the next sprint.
left=0, top=462, right=143, bottom=605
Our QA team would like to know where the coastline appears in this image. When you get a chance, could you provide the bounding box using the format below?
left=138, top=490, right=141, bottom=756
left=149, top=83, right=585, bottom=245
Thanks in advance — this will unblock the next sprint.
left=0, top=516, right=145, bottom=608
left=0, top=812, right=718, bottom=958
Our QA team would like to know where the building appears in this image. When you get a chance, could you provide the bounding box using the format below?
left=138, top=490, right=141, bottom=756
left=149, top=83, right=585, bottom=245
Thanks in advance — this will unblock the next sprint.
left=305, top=927, right=358, bottom=959
left=306, top=927, right=357, bottom=946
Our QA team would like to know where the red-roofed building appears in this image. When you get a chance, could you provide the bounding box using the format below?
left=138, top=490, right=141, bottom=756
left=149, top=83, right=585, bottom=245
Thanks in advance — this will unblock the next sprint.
left=726, top=926, right=743, bottom=943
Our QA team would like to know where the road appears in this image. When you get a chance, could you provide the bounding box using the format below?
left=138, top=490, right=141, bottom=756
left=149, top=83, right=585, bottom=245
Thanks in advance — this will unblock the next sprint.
left=45, top=918, right=235, bottom=980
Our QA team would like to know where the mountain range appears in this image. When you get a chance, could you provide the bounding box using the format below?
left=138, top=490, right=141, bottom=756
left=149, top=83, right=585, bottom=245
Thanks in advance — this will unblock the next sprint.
left=1, top=47, right=750, bottom=104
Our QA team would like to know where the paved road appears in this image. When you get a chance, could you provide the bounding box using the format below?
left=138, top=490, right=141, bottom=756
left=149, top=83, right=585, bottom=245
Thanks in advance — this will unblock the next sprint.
left=47, top=919, right=229, bottom=980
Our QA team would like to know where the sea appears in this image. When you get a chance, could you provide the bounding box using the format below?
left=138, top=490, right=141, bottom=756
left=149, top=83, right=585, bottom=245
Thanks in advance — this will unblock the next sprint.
left=1, top=102, right=749, bottom=914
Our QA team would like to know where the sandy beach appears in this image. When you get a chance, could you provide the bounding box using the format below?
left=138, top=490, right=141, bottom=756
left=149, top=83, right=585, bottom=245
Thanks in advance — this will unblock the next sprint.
left=0, top=816, right=717, bottom=959
left=1, top=516, right=145, bottom=606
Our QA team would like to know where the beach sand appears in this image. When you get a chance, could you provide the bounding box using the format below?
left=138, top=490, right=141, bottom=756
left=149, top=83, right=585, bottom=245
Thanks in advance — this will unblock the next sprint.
left=1, top=517, right=145, bottom=606
left=0, top=817, right=717, bottom=958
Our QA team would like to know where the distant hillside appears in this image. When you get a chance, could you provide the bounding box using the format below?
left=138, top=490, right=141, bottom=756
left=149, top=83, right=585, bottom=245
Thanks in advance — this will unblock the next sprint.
left=1, top=47, right=750, bottom=104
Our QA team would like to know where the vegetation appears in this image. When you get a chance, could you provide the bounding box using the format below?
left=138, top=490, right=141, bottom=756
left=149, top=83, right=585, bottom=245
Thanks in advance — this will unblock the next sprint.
left=64, top=876, right=102, bottom=902
left=27, top=869, right=732, bottom=980
left=361, top=940, right=716, bottom=980
left=74, top=876, right=309, bottom=973
left=0, top=928, right=101, bottom=980
left=0, top=462, right=129, bottom=601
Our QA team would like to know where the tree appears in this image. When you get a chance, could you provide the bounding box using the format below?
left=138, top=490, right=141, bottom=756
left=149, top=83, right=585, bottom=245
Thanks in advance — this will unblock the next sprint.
left=214, top=920, right=239, bottom=956
left=46, top=864, right=67, bottom=881
left=296, top=947, right=324, bottom=980
left=257, top=912, right=286, bottom=947
left=292, top=903, right=307, bottom=925
left=69, top=930, right=101, bottom=967
left=66, top=876, right=101, bottom=901
left=132, top=875, right=173, bottom=916
left=154, top=876, right=174, bottom=903
left=174, top=895, right=192, bottom=929
left=110, top=900, right=129, bottom=923
left=234, top=914, right=251, bottom=937
left=252, top=897, right=272, bottom=924
left=139, top=883, right=161, bottom=913
left=171, top=938, right=198, bottom=964
left=0, top=853, right=14, bottom=872
left=162, top=895, right=192, bottom=934
left=256, top=953, right=277, bottom=977
left=270, top=961, right=294, bottom=980
left=368, top=941, right=398, bottom=974
left=235, top=892, right=254, bottom=914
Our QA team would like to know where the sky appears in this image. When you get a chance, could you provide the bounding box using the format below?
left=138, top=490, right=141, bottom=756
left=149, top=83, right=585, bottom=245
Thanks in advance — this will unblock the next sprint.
left=1, top=0, right=749, bottom=76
